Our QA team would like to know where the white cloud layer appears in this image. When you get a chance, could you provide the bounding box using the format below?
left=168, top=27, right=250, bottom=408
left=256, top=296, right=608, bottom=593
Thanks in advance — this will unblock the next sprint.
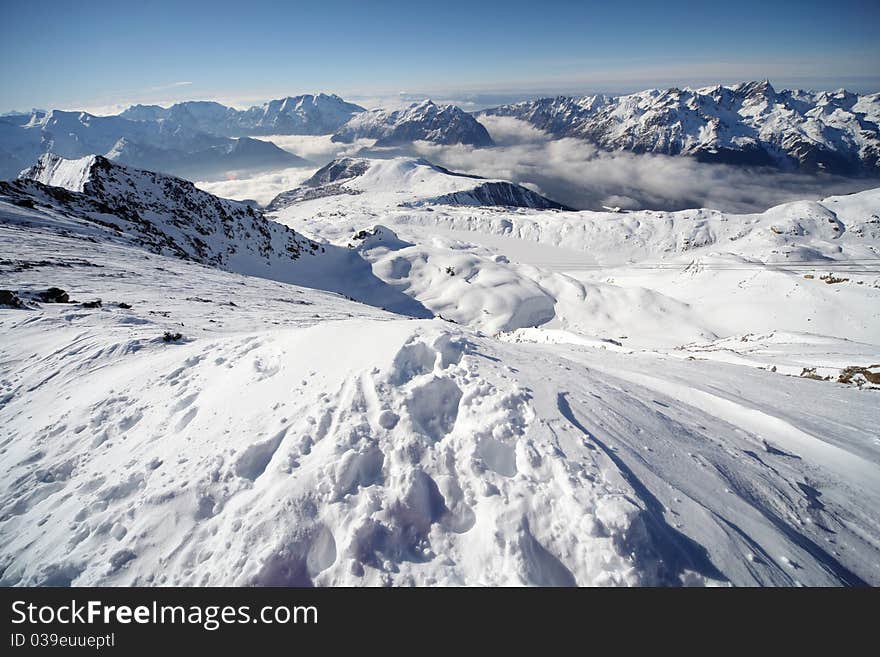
left=195, top=167, right=314, bottom=206
left=406, top=116, right=879, bottom=213
left=252, top=135, right=371, bottom=163
left=194, top=117, right=878, bottom=213
left=193, top=136, right=373, bottom=205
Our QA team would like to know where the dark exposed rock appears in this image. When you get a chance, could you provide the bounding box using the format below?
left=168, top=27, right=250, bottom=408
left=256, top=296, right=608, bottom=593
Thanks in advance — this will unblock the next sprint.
left=0, top=290, right=25, bottom=308
left=35, top=287, right=69, bottom=303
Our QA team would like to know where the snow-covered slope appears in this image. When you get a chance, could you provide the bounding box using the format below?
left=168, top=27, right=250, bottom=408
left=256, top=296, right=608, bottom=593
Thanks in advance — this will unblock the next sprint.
left=479, top=81, right=880, bottom=173
left=2, top=156, right=879, bottom=587
left=1, top=227, right=878, bottom=585
left=267, top=157, right=569, bottom=212
left=332, top=100, right=494, bottom=147
left=122, top=93, right=365, bottom=137
left=0, top=110, right=306, bottom=182
left=273, top=170, right=880, bottom=347
left=4, top=154, right=426, bottom=316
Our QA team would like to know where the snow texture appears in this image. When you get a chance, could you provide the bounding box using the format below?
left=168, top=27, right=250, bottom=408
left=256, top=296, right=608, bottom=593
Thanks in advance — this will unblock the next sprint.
left=1, top=151, right=879, bottom=587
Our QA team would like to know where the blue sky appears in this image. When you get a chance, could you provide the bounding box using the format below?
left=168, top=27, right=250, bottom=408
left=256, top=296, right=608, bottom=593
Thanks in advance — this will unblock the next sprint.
left=1, top=0, right=878, bottom=113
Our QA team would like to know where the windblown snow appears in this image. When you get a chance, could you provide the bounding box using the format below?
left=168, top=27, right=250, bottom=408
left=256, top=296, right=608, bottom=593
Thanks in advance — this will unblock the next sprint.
left=1, top=153, right=879, bottom=587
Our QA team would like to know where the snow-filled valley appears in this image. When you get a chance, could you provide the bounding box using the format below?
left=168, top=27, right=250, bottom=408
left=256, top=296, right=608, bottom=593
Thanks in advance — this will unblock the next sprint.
left=1, top=153, right=879, bottom=587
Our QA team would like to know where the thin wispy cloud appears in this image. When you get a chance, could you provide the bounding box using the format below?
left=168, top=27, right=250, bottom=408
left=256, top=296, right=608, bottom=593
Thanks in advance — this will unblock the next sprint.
left=147, top=81, right=194, bottom=92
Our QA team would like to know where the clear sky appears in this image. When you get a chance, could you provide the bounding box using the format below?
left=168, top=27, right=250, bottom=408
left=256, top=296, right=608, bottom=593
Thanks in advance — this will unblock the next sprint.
left=1, top=0, right=878, bottom=113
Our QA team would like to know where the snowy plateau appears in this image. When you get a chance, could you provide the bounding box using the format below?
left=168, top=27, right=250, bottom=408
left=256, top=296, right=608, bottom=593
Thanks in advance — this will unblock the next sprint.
left=1, top=87, right=880, bottom=587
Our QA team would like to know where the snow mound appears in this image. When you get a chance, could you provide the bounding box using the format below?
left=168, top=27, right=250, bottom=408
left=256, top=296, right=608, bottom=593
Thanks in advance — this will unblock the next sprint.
left=350, top=225, right=557, bottom=333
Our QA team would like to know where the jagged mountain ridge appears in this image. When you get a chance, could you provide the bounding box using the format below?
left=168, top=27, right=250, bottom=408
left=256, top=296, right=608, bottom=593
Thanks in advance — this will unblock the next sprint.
left=1, top=153, right=429, bottom=317
left=479, top=81, right=880, bottom=173
left=121, top=93, right=365, bottom=137
left=266, top=157, right=569, bottom=211
left=10, top=153, right=316, bottom=267
left=332, top=100, right=494, bottom=147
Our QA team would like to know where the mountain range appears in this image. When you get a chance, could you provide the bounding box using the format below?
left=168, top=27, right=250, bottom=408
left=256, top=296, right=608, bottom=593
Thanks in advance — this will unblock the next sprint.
left=2, top=81, right=879, bottom=196
left=0, top=94, right=495, bottom=183
left=120, top=93, right=365, bottom=137
left=479, top=81, right=880, bottom=174
left=0, top=109, right=306, bottom=182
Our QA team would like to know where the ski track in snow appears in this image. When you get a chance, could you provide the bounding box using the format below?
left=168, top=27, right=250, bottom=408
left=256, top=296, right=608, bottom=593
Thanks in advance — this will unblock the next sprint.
left=1, top=155, right=879, bottom=586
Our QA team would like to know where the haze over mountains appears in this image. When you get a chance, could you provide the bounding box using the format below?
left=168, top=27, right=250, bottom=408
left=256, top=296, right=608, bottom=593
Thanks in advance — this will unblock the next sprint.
left=0, top=108, right=306, bottom=181
left=120, top=93, right=366, bottom=137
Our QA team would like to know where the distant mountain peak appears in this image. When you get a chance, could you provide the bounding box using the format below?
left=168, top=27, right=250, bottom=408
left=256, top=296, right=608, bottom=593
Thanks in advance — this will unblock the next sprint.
left=267, top=156, right=567, bottom=211
left=331, top=101, right=494, bottom=147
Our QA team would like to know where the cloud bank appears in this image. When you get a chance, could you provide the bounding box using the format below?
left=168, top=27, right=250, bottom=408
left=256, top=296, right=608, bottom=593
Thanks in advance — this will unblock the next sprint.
left=195, top=167, right=314, bottom=206
left=194, top=136, right=371, bottom=205
left=409, top=116, right=879, bottom=213
left=196, top=116, right=878, bottom=213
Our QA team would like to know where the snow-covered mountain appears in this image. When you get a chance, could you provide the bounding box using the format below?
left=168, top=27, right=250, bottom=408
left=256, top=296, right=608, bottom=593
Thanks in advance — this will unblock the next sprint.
left=0, top=110, right=306, bottom=181
left=236, top=94, right=366, bottom=135
left=12, top=153, right=312, bottom=267
left=121, top=93, right=365, bottom=137
left=479, top=81, right=880, bottom=173
left=267, top=157, right=568, bottom=211
left=332, top=100, right=495, bottom=147
left=119, top=100, right=233, bottom=132
left=2, top=153, right=426, bottom=316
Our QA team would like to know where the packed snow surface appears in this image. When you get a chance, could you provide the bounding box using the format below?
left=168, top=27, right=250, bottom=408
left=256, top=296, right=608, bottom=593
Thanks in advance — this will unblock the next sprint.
left=1, top=155, right=879, bottom=586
